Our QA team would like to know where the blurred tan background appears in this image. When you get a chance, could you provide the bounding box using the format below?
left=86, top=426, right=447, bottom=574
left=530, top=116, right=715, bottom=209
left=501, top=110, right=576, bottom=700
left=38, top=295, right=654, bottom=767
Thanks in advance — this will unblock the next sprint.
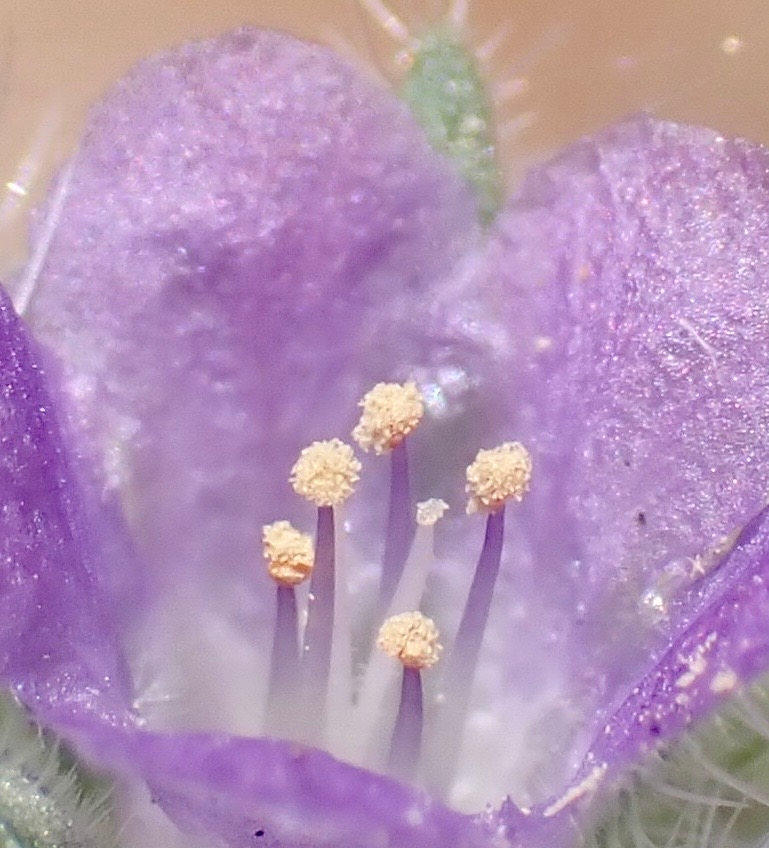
left=1, top=0, right=767, bottom=275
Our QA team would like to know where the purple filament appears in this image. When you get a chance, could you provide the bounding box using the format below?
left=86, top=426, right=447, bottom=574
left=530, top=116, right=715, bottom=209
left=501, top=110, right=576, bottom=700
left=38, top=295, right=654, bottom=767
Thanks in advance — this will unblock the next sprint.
left=387, top=666, right=423, bottom=782
left=301, top=505, right=335, bottom=739
left=379, top=442, right=415, bottom=611
left=449, top=508, right=505, bottom=682
left=265, top=585, right=299, bottom=738
left=429, top=507, right=505, bottom=793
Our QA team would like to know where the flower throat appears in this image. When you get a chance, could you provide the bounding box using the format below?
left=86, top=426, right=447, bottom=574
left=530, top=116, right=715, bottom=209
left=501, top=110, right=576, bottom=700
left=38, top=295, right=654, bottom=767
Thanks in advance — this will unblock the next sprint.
left=261, top=381, right=532, bottom=803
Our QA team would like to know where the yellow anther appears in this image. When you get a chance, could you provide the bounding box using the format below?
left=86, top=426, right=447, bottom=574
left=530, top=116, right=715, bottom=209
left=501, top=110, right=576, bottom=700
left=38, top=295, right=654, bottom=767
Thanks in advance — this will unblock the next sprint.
left=377, top=611, right=442, bottom=670
left=352, top=381, right=424, bottom=454
left=465, top=441, right=532, bottom=514
left=262, top=521, right=314, bottom=586
left=289, top=439, right=361, bottom=507
left=416, top=498, right=449, bottom=527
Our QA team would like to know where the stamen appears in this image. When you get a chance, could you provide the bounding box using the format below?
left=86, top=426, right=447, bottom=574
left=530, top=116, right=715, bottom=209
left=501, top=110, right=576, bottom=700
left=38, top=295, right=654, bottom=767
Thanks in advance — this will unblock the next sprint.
left=352, top=382, right=424, bottom=611
left=262, top=521, right=313, bottom=739
left=465, top=441, right=532, bottom=514
left=289, top=441, right=359, bottom=744
left=378, top=612, right=441, bottom=781
left=426, top=442, right=532, bottom=796
left=349, top=499, right=448, bottom=765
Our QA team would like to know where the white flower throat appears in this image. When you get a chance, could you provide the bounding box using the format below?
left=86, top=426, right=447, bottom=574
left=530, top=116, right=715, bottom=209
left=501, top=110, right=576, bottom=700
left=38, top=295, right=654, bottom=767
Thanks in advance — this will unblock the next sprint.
left=259, top=381, right=532, bottom=805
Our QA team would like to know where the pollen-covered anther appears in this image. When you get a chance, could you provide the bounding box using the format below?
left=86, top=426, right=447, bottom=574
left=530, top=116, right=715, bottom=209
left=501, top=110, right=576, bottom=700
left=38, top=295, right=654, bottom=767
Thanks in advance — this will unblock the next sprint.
left=416, top=498, right=449, bottom=527
left=352, top=381, right=424, bottom=454
left=289, top=439, right=361, bottom=506
left=465, top=441, right=532, bottom=514
left=262, top=521, right=314, bottom=587
left=377, top=611, right=442, bottom=670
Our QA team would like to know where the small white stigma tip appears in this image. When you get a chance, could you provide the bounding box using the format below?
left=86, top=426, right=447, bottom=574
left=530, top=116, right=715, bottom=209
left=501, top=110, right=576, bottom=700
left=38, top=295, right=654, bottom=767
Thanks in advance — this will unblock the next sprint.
left=377, top=611, right=442, bottom=670
left=352, top=381, right=424, bottom=454
left=262, top=520, right=314, bottom=587
left=416, top=498, right=449, bottom=527
left=465, top=441, right=532, bottom=514
left=289, top=439, right=361, bottom=506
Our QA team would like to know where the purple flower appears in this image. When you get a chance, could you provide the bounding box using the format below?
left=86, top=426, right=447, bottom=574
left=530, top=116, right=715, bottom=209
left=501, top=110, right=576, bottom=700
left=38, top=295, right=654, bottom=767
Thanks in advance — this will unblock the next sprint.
left=4, top=25, right=769, bottom=848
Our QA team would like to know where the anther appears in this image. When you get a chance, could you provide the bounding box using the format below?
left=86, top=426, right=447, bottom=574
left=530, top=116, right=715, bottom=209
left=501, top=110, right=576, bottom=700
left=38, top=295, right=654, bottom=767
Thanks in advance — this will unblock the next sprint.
left=352, top=381, right=424, bottom=455
left=378, top=612, right=441, bottom=782
left=262, top=521, right=314, bottom=587
left=289, top=439, right=361, bottom=506
left=377, top=611, right=442, bottom=670
left=465, top=441, right=532, bottom=514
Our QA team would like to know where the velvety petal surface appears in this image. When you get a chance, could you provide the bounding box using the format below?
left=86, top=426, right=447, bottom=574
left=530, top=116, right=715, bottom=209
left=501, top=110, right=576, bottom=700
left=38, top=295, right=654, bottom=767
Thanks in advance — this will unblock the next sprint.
left=472, top=116, right=769, bottom=802
left=22, top=28, right=491, bottom=733
left=20, top=33, right=769, bottom=847
left=0, top=286, right=130, bottom=725
left=507, top=505, right=769, bottom=848
left=60, top=719, right=503, bottom=848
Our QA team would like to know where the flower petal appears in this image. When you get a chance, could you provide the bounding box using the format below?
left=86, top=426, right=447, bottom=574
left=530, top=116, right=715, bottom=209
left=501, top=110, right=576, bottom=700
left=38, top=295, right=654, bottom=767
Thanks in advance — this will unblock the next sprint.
left=0, top=286, right=130, bottom=724
left=60, top=720, right=500, bottom=848
left=22, top=27, right=487, bottom=731
left=463, top=115, right=769, bottom=800
left=588, top=504, right=769, bottom=777
left=515, top=505, right=769, bottom=846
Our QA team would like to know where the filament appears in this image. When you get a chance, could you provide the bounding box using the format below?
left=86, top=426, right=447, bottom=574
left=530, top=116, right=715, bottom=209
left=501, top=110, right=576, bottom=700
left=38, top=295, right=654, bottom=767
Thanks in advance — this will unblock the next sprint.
left=425, top=507, right=505, bottom=796
left=265, top=585, right=300, bottom=739
left=325, top=513, right=354, bottom=755
left=348, top=515, right=440, bottom=765
left=387, top=667, right=424, bottom=782
left=301, top=505, right=336, bottom=743
left=379, top=441, right=415, bottom=612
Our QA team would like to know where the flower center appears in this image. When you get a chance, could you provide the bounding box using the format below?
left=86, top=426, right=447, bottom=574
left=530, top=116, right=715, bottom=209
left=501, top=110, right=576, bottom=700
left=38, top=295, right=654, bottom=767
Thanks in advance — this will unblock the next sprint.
left=261, top=381, right=532, bottom=804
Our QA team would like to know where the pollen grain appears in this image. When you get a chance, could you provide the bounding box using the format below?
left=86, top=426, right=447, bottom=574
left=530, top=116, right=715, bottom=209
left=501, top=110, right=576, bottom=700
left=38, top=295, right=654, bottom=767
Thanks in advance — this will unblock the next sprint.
left=289, top=439, right=361, bottom=506
left=262, top=521, right=314, bottom=586
left=377, top=611, right=442, bottom=670
left=465, top=441, right=532, bottom=514
left=352, top=381, right=424, bottom=454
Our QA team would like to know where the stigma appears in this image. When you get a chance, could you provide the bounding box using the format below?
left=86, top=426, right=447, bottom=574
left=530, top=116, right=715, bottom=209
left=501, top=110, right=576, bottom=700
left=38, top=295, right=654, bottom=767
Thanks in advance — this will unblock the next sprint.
left=262, top=381, right=531, bottom=802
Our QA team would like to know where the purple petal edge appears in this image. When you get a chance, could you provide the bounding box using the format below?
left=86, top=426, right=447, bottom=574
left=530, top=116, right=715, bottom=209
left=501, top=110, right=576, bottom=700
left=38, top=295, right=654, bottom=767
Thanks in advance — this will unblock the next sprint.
left=60, top=721, right=501, bottom=848
left=0, top=285, right=131, bottom=725
left=513, top=504, right=769, bottom=846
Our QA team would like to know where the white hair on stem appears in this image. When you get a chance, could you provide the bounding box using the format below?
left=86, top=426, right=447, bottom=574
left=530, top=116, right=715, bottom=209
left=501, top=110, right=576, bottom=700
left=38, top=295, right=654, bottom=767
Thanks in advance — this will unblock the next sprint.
left=355, top=0, right=415, bottom=47
left=0, top=694, right=112, bottom=848
left=447, top=0, right=470, bottom=31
